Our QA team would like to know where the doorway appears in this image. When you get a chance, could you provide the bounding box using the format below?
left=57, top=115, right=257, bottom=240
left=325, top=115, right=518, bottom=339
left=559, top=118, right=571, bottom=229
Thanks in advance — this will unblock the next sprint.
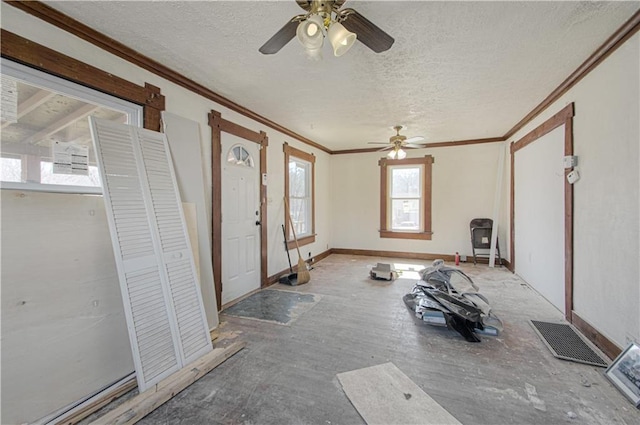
left=209, top=110, right=269, bottom=311
left=221, top=136, right=261, bottom=304
left=510, top=103, right=574, bottom=320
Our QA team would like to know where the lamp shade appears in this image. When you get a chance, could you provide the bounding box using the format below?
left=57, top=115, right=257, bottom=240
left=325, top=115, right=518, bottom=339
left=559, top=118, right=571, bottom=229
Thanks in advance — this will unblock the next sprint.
left=327, top=22, right=356, bottom=56
left=387, top=148, right=406, bottom=159
left=297, top=14, right=325, bottom=50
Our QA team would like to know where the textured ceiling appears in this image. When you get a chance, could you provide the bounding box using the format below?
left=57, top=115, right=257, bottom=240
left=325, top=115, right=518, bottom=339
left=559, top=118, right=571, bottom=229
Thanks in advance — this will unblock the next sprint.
left=43, top=1, right=639, bottom=151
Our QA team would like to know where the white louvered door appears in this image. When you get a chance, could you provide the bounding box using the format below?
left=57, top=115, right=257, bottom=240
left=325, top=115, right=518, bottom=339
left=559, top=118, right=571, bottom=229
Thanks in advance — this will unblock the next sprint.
left=89, top=117, right=212, bottom=392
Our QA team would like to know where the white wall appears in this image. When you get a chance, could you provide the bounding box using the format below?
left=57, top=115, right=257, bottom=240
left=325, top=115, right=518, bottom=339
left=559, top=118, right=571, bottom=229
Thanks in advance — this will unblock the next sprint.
left=507, top=33, right=640, bottom=348
left=514, top=126, right=565, bottom=313
left=1, top=191, right=134, bottom=424
left=330, top=142, right=508, bottom=260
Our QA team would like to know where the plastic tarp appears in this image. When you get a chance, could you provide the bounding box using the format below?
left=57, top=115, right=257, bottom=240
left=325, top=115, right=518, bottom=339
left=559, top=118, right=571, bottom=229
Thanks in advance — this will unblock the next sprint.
left=403, top=260, right=503, bottom=342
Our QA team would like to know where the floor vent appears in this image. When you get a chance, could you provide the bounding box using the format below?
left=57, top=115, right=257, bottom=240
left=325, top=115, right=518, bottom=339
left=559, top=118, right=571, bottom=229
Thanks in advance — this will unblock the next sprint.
left=530, top=320, right=609, bottom=367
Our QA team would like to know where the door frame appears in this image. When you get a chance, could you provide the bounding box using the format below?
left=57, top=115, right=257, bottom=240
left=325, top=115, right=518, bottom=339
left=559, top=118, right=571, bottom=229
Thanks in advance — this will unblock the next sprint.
left=209, top=110, right=268, bottom=311
left=509, top=102, right=574, bottom=321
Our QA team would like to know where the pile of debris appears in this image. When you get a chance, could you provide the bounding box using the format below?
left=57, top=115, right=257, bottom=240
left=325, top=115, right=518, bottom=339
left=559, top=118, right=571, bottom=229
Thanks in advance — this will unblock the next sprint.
left=403, top=259, right=503, bottom=342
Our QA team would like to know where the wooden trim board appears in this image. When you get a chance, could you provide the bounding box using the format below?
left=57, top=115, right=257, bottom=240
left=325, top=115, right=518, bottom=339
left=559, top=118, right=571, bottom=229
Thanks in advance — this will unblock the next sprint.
left=52, top=378, right=137, bottom=425
left=571, top=312, right=621, bottom=360
left=209, top=110, right=269, bottom=307
left=0, top=30, right=164, bottom=131
left=90, top=341, right=246, bottom=425
left=283, top=143, right=316, bottom=247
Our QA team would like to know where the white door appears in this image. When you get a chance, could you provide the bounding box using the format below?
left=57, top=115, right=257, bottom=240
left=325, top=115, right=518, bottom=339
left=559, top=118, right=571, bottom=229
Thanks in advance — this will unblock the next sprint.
left=514, top=126, right=565, bottom=313
left=221, top=134, right=261, bottom=305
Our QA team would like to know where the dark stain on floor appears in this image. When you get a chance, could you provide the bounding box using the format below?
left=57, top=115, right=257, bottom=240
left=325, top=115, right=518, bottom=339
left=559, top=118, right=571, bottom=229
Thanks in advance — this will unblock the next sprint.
left=222, top=289, right=318, bottom=325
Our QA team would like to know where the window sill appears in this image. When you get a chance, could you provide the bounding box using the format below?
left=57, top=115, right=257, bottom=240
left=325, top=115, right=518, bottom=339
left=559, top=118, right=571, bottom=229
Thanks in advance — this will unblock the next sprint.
left=379, top=230, right=433, bottom=240
left=0, top=182, right=102, bottom=195
left=286, top=234, right=316, bottom=250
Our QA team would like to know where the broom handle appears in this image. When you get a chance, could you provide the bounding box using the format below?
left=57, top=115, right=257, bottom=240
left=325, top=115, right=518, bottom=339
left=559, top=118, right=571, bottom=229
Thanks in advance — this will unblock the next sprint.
left=283, top=197, right=304, bottom=261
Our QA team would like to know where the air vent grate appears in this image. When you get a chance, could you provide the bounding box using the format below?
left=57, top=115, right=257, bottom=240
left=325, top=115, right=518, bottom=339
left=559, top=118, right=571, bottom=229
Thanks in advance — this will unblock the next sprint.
left=530, top=320, right=609, bottom=367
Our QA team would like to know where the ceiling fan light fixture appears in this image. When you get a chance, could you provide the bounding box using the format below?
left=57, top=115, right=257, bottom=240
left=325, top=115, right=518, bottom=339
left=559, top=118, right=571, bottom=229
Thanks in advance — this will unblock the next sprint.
left=305, top=46, right=323, bottom=61
left=328, top=21, right=356, bottom=56
left=297, top=14, right=325, bottom=50
left=397, top=148, right=407, bottom=159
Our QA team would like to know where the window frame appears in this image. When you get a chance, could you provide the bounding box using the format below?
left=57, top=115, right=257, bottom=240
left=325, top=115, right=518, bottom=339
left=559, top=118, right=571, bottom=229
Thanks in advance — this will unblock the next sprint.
left=284, top=142, right=315, bottom=249
left=0, top=58, right=143, bottom=195
left=379, top=155, right=434, bottom=240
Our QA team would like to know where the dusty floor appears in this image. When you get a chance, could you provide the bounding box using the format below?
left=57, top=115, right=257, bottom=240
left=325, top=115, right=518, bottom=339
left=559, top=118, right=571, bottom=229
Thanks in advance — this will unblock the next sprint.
left=113, top=254, right=637, bottom=424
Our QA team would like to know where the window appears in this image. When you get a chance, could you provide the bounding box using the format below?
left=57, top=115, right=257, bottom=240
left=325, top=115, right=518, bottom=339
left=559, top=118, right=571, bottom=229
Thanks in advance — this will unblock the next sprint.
left=227, top=144, right=254, bottom=167
left=379, top=155, right=434, bottom=240
left=284, top=142, right=315, bottom=247
left=0, top=59, right=142, bottom=194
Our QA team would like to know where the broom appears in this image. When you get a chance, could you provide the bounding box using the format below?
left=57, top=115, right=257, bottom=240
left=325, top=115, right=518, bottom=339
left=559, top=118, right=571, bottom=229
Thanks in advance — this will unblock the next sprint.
left=284, top=197, right=310, bottom=284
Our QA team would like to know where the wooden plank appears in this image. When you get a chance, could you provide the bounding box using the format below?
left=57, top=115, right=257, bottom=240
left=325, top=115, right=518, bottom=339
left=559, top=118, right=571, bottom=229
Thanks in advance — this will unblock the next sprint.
left=511, top=103, right=574, bottom=153
left=564, top=118, right=574, bottom=321
left=571, top=312, right=621, bottom=360
left=91, top=341, right=246, bottom=425
left=208, top=110, right=223, bottom=312
left=259, top=132, right=269, bottom=288
left=54, top=378, right=137, bottom=425
left=337, top=362, right=461, bottom=425
left=0, top=30, right=156, bottom=108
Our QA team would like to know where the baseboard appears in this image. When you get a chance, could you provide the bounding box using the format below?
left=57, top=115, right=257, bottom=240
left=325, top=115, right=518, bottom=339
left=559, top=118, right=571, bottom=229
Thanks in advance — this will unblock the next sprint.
left=266, top=248, right=510, bottom=285
left=331, top=248, right=455, bottom=262
left=311, top=248, right=333, bottom=264
left=331, top=248, right=509, bottom=267
left=571, top=311, right=621, bottom=360
left=266, top=248, right=333, bottom=286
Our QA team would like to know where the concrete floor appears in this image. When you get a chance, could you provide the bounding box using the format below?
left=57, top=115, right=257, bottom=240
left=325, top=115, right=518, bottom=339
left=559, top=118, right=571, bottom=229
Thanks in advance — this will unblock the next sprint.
left=132, top=254, right=638, bottom=425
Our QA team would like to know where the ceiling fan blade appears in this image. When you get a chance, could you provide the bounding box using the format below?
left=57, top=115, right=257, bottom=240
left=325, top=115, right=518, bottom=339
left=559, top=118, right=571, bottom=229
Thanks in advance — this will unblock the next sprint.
left=404, top=143, right=428, bottom=149
left=404, top=136, right=425, bottom=144
left=259, top=16, right=303, bottom=55
left=367, top=142, right=391, bottom=145
left=377, top=146, right=393, bottom=152
left=340, top=8, right=394, bottom=53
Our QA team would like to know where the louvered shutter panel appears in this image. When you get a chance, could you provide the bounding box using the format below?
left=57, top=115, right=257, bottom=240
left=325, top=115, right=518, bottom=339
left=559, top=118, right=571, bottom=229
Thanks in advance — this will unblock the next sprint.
left=89, top=118, right=212, bottom=392
left=136, top=130, right=212, bottom=363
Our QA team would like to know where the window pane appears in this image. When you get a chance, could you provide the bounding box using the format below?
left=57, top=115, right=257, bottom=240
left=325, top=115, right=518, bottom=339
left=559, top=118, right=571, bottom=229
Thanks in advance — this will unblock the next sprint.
left=290, top=197, right=309, bottom=235
left=227, top=145, right=254, bottom=167
left=391, top=199, right=420, bottom=230
left=0, top=63, right=139, bottom=192
left=391, top=167, right=420, bottom=197
left=289, top=159, right=309, bottom=197
left=0, top=157, right=21, bottom=182
left=40, top=162, right=101, bottom=187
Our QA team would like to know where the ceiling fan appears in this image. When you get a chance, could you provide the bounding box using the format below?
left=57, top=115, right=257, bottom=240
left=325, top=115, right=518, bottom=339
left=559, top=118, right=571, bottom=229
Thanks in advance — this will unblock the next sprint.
left=369, top=125, right=427, bottom=159
left=259, top=0, right=394, bottom=57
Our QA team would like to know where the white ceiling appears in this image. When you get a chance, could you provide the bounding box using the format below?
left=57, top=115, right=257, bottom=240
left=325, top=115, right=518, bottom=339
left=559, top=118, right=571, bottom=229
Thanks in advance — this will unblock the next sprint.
left=44, top=1, right=639, bottom=151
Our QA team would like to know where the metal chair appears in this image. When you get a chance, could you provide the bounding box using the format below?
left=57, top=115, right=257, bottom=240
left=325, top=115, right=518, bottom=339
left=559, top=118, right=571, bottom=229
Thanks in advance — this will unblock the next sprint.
left=470, top=218, right=502, bottom=266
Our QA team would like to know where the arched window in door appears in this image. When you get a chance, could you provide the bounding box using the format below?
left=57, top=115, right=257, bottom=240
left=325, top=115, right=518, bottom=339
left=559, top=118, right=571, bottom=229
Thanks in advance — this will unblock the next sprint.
left=227, top=144, right=254, bottom=167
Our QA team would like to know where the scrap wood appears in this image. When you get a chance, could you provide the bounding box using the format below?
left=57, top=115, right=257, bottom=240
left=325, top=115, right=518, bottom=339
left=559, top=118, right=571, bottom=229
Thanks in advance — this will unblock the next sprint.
left=210, top=329, right=220, bottom=342
left=53, top=378, right=137, bottom=425
left=57, top=329, right=227, bottom=425
left=90, top=340, right=246, bottom=425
